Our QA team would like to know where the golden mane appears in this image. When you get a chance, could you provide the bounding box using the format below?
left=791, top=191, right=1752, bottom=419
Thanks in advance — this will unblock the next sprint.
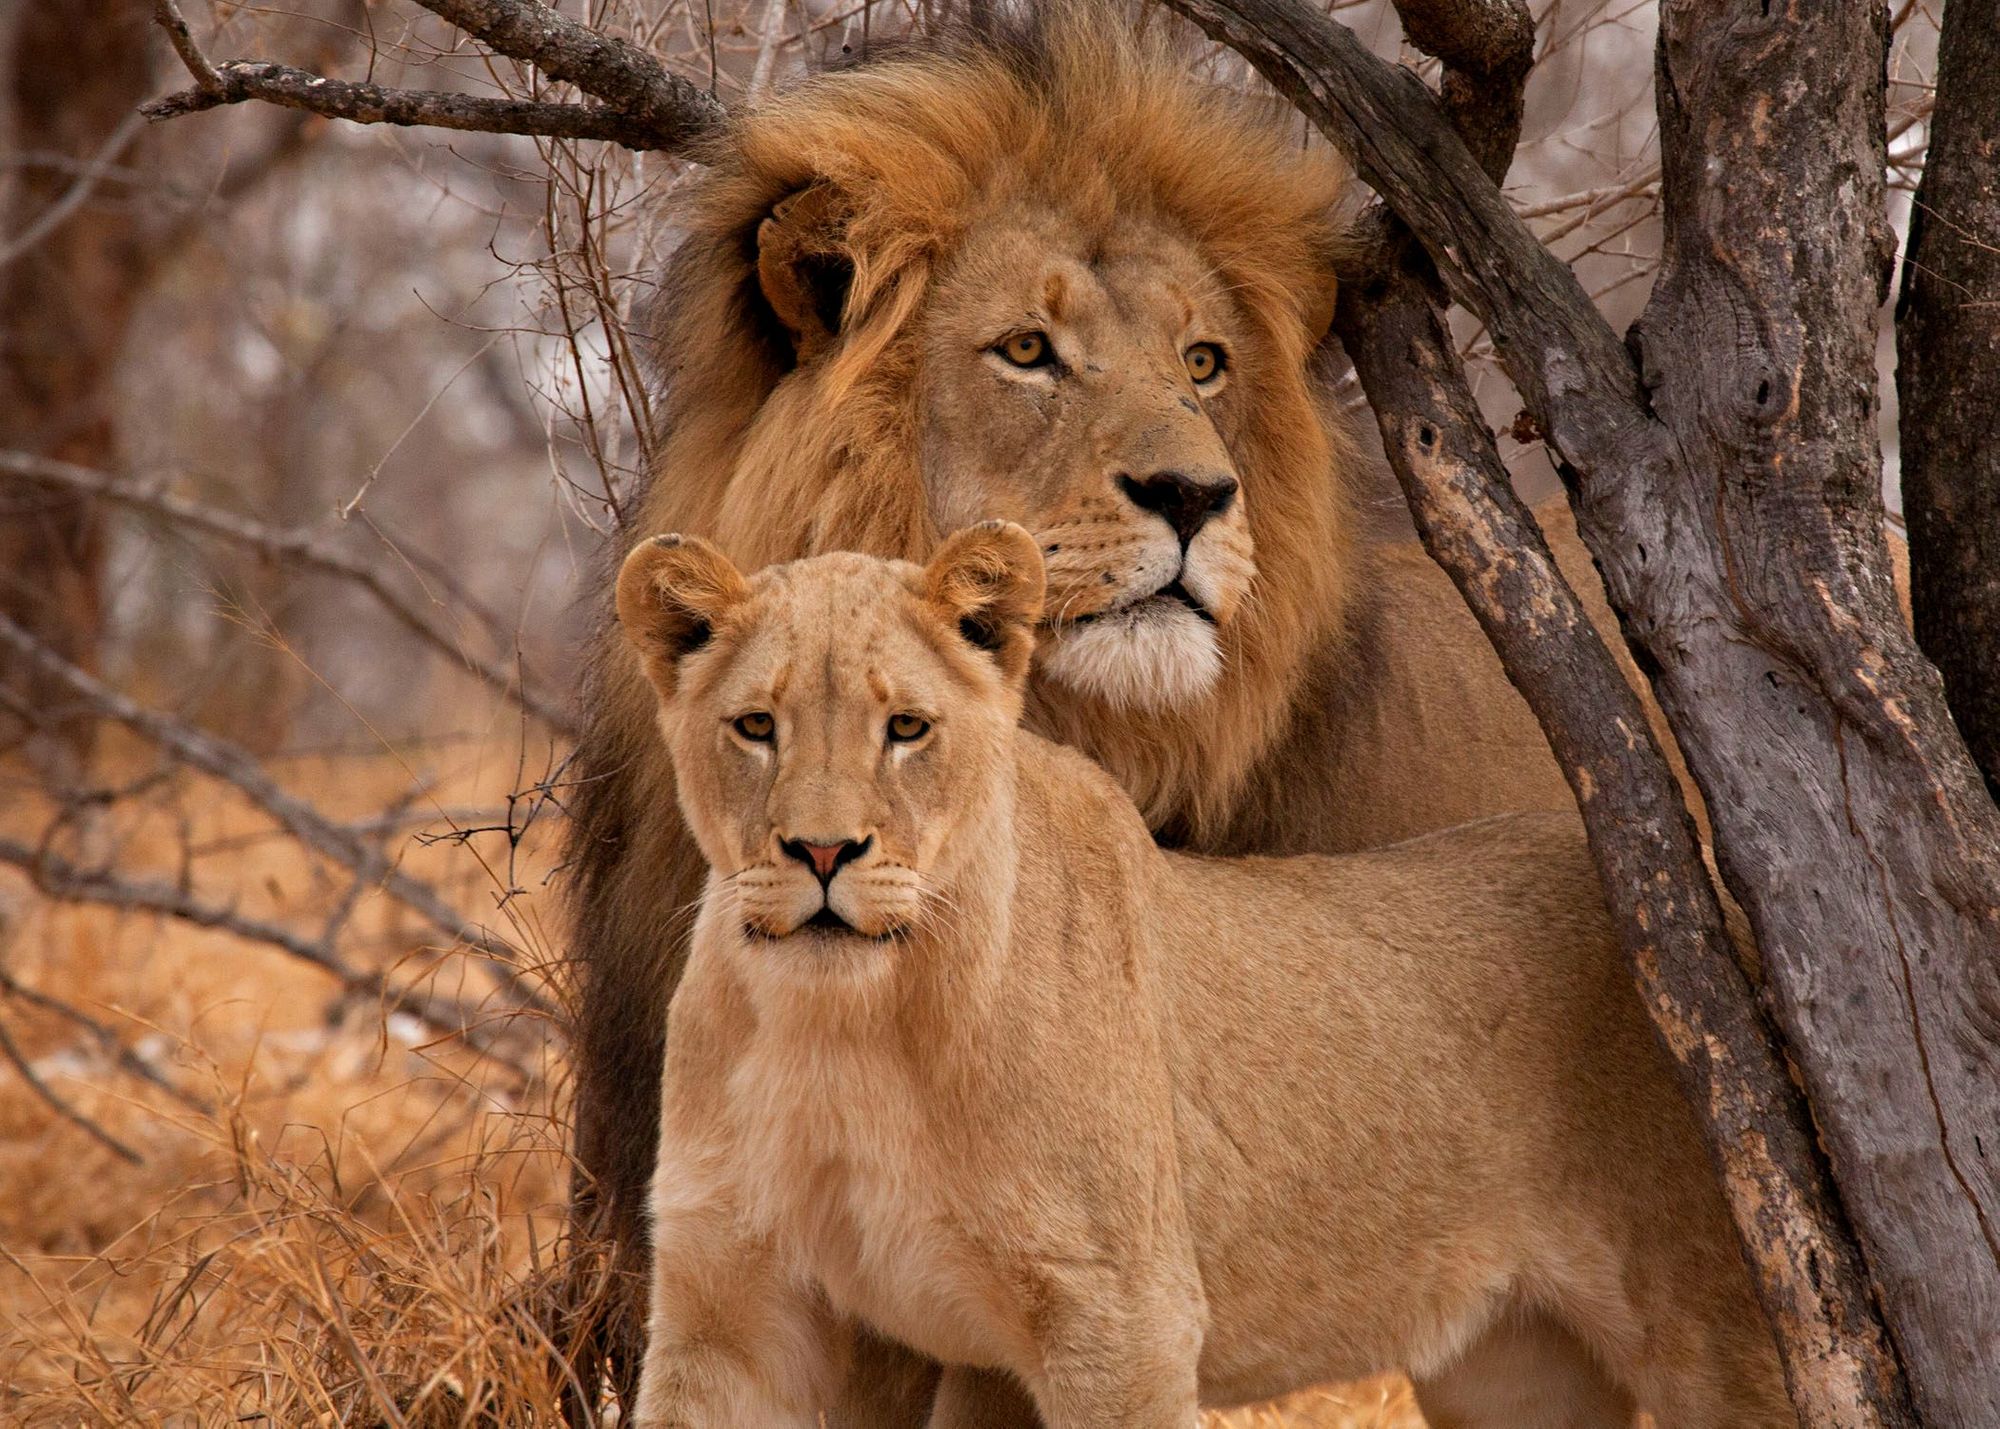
left=633, top=10, right=1360, bottom=833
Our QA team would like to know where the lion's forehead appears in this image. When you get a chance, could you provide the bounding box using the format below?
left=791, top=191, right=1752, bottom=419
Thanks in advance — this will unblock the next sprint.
left=714, top=564, right=955, bottom=712
left=936, top=215, right=1233, bottom=346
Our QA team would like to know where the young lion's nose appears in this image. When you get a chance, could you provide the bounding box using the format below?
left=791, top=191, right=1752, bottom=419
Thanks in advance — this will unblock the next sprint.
left=779, top=834, right=872, bottom=886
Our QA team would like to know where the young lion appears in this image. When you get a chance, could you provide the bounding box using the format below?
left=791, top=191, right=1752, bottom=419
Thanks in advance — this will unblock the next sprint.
left=615, top=524, right=1793, bottom=1429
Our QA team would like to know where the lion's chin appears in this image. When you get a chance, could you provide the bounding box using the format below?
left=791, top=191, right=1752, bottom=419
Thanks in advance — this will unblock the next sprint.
left=1040, top=601, right=1223, bottom=712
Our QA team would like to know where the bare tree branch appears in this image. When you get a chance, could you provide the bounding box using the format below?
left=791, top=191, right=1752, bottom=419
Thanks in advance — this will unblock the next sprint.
left=0, top=113, right=146, bottom=270
left=2, top=451, right=574, bottom=737
left=0, top=610, right=547, bottom=1017
left=142, top=60, right=696, bottom=151
left=143, top=0, right=727, bottom=152
left=151, top=0, right=223, bottom=91
left=0, top=1005, right=142, bottom=1164
left=0, top=833, right=534, bottom=1069
left=747, top=0, right=791, bottom=100
left=408, top=0, right=725, bottom=145
left=0, top=960, right=212, bottom=1114
left=1387, top=0, right=1531, bottom=176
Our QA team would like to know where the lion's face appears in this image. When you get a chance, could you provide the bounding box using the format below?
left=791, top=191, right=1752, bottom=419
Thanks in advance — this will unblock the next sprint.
left=616, top=526, right=1043, bottom=980
left=917, top=214, right=1256, bottom=713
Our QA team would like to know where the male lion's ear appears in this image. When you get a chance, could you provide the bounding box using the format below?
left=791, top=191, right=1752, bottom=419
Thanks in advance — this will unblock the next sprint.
left=1301, top=270, right=1339, bottom=349
left=756, top=184, right=855, bottom=363
left=923, top=521, right=1046, bottom=686
left=616, top=534, right=750, bottom=699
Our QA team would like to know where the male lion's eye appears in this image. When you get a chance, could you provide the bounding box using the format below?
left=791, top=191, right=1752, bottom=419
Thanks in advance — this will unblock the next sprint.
left=887, top=713, right=931, bottom=743
left=997, top=331, right=1052, bottom=368
left=1185, top=342, right=1225, bottom=384
left=733, top=712, right=775, bottom=742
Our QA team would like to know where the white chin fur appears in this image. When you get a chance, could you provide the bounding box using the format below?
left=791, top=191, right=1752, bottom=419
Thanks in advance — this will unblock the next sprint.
left=1040, top=603, right=1223, bottom=712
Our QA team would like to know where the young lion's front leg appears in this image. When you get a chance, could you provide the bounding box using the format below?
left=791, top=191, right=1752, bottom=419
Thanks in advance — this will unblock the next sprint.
left=1016, top=1268, right=1205, bottom=1429
left=634, top=1188, right=839, bottom=1428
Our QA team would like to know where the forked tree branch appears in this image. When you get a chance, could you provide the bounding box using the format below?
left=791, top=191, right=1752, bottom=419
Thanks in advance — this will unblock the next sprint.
left=3, top=451, right=575, bottom=736
left=0, top=835, right=534, bottom=1070
left=0, top=611, right=549, bottom=1022
left=142, top=59, right=693, bottom=150
left=143, top=0, right=726, bottom=151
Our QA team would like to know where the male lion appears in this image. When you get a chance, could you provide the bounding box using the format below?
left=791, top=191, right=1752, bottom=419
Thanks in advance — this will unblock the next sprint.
left=613, top=524, right=1792, bottom=1429
left=563, top=8, right=1657, bottom=1411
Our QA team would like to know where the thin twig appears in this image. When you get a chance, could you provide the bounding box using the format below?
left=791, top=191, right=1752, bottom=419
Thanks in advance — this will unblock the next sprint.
left=0, top=1008, right=143, bottom=1164
left=1, top=451, right=574, bottom=736
left=0, top=833, right=538, bottom=1069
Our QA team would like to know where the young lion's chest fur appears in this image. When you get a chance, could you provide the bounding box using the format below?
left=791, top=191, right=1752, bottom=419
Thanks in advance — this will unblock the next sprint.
left=663, top=986, right=1039, bottom=1373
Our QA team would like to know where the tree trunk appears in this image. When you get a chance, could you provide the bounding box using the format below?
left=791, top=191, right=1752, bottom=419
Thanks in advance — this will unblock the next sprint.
left=0, top=0, right=157, bottom=761
left=1898, top=0, right=2000, bottom=799
left=1163, top=0, right=2000, bottom=1421
left=1635, top=10, right=2000, bottom=1418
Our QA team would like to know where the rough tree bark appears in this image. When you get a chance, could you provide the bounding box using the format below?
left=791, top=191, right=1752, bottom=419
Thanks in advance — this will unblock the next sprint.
left=1325, top=2, right=1915, bottom=1421
left=1898, top=0, right=2000, bottom=799
left=1159, top=0, right=2000, bottom=1422
left=0, top=0, right=156, bottom=760
left=145, top=0, right=725, bottom=149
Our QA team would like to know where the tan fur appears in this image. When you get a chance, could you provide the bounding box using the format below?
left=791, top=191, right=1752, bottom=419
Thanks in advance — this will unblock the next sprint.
left=617, top=531, right=1793, bottom=1429
left=561, top=9, right=1660, bottom=1403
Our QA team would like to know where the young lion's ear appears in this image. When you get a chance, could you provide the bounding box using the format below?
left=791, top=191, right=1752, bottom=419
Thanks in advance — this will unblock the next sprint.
left=923, top=521, right=1046, bottom=686
left=756, top=183, right=854, bottom=363
left=616, top=534, right=750, bottom=699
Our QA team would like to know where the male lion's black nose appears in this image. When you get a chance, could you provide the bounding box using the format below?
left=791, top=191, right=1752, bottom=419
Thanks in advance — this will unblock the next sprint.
left=779, top=834, right=872, bottom=888
left=1118, top=469, right=1239, bottom=547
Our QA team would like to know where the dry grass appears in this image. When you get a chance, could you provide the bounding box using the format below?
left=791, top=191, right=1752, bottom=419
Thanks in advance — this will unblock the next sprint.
left=0, top=740, right=1421, bottom=1427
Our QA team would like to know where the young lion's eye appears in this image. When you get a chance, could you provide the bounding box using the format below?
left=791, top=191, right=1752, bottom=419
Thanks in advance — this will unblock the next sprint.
left=996, top=331, right=1053, bottom=368
left=732, top=711, right=775, bottom=742
left=1184, top=342, right=1225, bottom=384
left=887, top=713, right=931, bottom=743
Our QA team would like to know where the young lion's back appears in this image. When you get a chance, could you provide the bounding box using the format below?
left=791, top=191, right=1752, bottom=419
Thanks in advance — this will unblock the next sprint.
left=1115, top=814, right=1778, bottom=1412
